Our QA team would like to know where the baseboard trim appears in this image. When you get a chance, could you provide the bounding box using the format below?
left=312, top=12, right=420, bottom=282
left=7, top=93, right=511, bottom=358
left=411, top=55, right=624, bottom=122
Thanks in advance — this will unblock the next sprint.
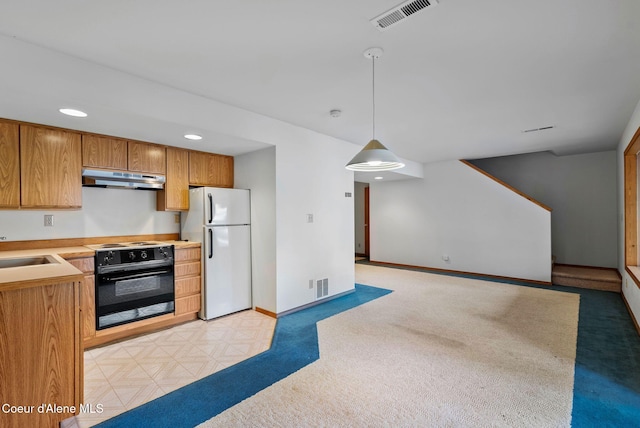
left=255, top=306, right=277, bottom=318
left=355, top=253, right=367, bottom=258
left=276, top=288, right=356, bottom=318
left=367, top=260, right=552, bottom=286
left=622, top=292, right=640, bottom=337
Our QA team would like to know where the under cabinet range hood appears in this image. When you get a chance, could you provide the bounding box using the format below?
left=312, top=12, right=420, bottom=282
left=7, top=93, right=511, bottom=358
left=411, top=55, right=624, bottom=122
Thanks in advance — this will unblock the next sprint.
left=82, top=169, right=166, bottom=190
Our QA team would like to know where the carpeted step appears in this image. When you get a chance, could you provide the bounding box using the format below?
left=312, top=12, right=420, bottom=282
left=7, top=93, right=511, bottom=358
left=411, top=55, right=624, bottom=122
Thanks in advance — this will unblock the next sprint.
left=552, top=264, right=621, bottom=293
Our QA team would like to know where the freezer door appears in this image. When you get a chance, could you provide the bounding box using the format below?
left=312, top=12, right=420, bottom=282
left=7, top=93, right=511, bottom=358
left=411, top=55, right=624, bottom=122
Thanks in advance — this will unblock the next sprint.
left=201, top=225, right=252, bottom=320
left=205, top=188, right=250, bottom=226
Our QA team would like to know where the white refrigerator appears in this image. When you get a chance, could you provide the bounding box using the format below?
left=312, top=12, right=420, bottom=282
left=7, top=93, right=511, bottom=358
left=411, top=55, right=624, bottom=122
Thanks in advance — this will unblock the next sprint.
left=181, top=187, right=252, bottom=320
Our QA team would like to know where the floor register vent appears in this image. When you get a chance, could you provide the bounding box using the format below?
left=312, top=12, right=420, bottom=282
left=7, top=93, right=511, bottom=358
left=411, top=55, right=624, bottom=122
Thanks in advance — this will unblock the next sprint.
left=317, top=278, right=329, bottom=299
left=370, top=0, right=439, bottom=31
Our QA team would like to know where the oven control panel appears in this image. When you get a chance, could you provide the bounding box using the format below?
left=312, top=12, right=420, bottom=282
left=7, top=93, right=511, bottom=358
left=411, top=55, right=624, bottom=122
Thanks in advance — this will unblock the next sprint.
left=96, top=245, right=174, bottom=267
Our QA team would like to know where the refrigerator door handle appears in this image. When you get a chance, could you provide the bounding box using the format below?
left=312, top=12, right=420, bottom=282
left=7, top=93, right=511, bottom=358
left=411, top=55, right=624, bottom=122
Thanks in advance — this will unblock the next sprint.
left=207, top=193, right=213, bottom=224
left=208, top=228, right=213, bottom=259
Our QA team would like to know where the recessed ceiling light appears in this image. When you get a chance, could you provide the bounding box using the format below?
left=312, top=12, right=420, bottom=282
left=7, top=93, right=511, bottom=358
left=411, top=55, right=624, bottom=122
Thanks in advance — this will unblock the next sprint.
left=374, top=176, right=384, bottom=180
left=184, top=134, right=203, bottom=140
left=59, top=108, right=87, bottom=117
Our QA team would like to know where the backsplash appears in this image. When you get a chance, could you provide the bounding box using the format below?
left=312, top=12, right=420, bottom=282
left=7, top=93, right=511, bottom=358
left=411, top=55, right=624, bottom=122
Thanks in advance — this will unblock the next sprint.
left=0, top=187, right=179, bottom=242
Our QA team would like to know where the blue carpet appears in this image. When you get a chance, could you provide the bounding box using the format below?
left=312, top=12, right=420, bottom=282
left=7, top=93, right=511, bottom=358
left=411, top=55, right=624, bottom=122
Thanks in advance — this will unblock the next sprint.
left=567, top=286, right=640, bottom=427
left=96, top=283, right=392, bottom=428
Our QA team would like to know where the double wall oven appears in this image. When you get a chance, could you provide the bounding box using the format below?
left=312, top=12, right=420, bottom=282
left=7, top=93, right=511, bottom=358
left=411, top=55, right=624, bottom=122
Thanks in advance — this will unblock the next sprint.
left=92, top=242, right=175, bottom=330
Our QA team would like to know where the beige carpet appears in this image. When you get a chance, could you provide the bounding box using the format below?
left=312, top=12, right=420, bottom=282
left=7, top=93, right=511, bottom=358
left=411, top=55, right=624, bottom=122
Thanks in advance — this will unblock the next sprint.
left=200, top=264, right=579, bottom=427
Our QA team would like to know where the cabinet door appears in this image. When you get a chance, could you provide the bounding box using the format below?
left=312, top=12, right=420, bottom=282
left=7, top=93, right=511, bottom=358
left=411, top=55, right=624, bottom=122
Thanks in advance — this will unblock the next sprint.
left=128, top=141, right=166, bottom=174
left=157, top=147, right=189, bottom=211
left=82, top=275, right=96, bottom=340
left=82, top=134, right=127, bottom=170
left=0, top=121, right=20, bottom=208
left=189, top=151, right=234, bottom=187
left=0, top=282, right=80, bottom=427
left=20, top=125, right=82, bottom=208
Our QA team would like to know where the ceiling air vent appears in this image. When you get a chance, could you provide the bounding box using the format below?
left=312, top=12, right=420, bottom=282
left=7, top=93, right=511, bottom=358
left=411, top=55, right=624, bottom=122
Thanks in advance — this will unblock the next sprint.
left=370, top=0, right=439, bottom=31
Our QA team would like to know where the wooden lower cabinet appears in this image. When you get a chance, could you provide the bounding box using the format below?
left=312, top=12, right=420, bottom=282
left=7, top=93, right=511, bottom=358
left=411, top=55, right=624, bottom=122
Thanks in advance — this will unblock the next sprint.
left=175, top=246, right=202, bottom=316
left=0, top=280, right=83, bottom=428
left=64, top=256, right=96, bottom=342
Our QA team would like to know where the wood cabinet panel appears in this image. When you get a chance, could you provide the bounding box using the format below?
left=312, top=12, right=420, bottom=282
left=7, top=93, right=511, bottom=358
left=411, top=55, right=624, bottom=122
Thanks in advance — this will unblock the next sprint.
left=175, top=276, right=201, bottom=298
left=82, top=134, right=128, bottom=170
left=175, top=294, right=201, bottom=315
left=0, top=121, right=20, bottom=208
left=65, top=257, right=97, bottom=342
left=128, top=141, right=166, bottom=174
left=175, top=261, right=201, bottom=278
left=81, top=275, right=96, bottom=340
left=20, top=125, right=82, bottom=208
left=0, top=282, right=81, bottom=427
left=175, top=247, right=201, bottom=263
left=66, top=257, right=95, bottom=273
left=189, top=151, right=234, bottom=188
left=157, top=147, right=189, bottom=211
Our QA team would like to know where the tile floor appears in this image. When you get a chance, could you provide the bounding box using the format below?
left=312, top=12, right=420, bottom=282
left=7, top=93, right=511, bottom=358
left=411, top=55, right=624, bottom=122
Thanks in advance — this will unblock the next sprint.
left=75, top=310, right=276, bottom=427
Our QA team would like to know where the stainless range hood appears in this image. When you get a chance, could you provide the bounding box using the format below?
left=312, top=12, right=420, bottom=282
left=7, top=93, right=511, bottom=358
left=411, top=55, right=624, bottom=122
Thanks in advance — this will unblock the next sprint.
left=82, top=169, right=166, bottom=190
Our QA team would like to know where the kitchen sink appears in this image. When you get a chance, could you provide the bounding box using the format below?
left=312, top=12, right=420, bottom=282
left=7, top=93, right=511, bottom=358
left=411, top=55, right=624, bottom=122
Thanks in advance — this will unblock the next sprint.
left=0, top=255, right=58, bottom=269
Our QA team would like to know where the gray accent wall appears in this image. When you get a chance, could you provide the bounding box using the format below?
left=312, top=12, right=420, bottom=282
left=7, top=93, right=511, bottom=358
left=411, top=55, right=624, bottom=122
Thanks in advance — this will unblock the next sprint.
left=470, top=150, right=618, bottom=268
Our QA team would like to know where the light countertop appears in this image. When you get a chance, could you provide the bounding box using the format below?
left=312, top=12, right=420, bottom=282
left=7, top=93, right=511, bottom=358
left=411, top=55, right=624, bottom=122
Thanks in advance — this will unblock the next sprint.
left=0, top=240, right=200, bottom=292
left=0, top=251, right=84, bottom=291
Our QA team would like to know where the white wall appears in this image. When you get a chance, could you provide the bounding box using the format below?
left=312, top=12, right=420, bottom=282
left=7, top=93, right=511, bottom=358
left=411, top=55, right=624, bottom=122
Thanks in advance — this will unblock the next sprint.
left=371, top=160, right=552, bottom=283
left=275, top=136, right=355, bottom=313
left=354, top=182, right=367, bottom=255
left=618, top=98, right=640, bottom=324
left=471, top=150, right=618, bottom=268
left=0, top=187, right=178, bottom=241
left=234, top=146, right=277, bottom=314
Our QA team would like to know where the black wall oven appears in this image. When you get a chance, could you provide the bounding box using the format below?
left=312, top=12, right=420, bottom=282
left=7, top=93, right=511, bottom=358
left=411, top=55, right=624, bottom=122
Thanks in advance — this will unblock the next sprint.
left=95, top=243, right=175, bottom=330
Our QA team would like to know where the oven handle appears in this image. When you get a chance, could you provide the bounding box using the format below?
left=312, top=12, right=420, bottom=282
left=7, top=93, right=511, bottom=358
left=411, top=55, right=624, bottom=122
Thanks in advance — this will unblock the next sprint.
left=102, top=269, right=172, bottom=282
left=97, top=259, right=173, bottom=274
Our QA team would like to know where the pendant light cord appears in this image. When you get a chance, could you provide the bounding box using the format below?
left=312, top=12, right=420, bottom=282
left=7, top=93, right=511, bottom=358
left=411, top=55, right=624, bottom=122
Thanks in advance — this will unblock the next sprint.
left=372, top=55, right=376, bottom=140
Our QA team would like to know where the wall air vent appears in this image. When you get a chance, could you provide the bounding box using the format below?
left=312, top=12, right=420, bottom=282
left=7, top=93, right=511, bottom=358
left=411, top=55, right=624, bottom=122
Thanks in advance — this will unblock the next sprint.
left=370, top=0, right=439, bottom=31
left=316, top=278, right=329, bottom=299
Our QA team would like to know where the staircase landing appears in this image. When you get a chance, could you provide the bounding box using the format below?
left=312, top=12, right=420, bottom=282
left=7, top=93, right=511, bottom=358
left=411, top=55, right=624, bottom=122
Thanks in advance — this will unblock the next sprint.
left=552, top=264, right=621, bottom=293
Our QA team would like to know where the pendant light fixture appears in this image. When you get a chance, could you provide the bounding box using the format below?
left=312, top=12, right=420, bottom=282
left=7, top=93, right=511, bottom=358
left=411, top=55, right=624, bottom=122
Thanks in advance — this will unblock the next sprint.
left=346, top=47, right=405, bottom=172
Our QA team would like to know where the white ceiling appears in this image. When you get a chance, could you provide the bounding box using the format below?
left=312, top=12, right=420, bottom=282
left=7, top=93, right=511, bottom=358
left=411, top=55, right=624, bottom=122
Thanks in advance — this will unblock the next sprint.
left=0, top=0, right=639, bottom=165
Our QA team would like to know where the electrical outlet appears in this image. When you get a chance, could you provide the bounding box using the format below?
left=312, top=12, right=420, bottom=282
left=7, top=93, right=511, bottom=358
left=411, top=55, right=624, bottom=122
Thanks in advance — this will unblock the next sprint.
left=174, top=214, right=181, bottom=224
left=307, top=214, right=314, bottom=223
left=309, top=279, right=314, bottom=289
left=44, top=215, right=54, bottom=227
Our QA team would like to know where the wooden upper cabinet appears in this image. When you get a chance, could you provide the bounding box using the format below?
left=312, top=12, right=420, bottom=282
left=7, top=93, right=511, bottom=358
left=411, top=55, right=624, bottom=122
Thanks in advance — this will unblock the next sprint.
left=82, top=134, right=127, bottom=170
left=189, top=151, right=234, bottom=188
left=0, top=121, right=20, bottom=208
left=20, top=125, right=82, bottom=208
left=157, top=147, right=189, bottom=211
left=128, top=141, right=166, bottom=174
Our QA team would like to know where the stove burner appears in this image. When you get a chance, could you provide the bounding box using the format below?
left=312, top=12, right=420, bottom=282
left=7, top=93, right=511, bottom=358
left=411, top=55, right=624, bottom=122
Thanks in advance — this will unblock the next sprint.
left=128, top=241, right=157, bottom=246
left=99, top=243, right=127, bottom=248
